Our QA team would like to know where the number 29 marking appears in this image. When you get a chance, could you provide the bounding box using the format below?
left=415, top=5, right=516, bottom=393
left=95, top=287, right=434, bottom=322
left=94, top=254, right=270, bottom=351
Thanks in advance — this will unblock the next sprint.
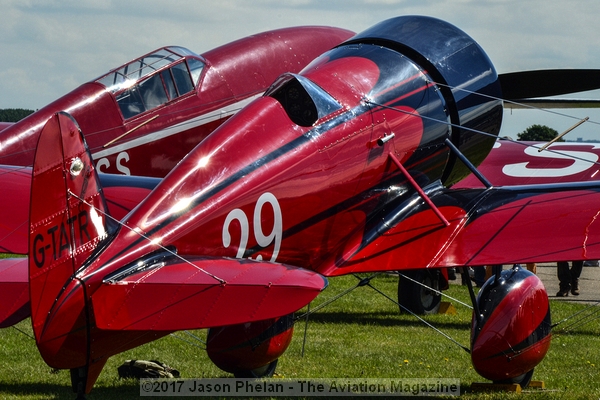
left=222, top=192, right=282, bottom=262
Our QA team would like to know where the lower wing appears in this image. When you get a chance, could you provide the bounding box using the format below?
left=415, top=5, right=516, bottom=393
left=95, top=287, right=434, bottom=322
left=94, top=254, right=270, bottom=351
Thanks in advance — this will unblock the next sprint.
left=323, top=180, right=600, bottom=275
left=0, top=258, right=28, bottom=327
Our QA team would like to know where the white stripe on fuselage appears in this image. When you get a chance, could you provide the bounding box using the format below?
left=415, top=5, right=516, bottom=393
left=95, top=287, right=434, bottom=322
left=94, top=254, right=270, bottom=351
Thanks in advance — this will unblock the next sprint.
left=92, top=94, right=262, bottom=159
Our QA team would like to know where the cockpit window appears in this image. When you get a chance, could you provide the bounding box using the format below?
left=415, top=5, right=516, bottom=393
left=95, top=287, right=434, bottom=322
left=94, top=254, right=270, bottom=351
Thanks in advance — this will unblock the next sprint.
left=96, top=48, right=179, bottom=93
left=171, top=63, right=194, bottom=95
left=95, top=46, right=206, bottom=119
left=187, top=58, right=204, bottom=86
left=265, top=73, right=342, bottom=127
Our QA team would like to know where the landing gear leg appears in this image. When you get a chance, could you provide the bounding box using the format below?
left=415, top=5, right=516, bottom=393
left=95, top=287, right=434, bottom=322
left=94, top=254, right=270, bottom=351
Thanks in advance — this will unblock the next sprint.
left=398, top=269, right=442, bottom=314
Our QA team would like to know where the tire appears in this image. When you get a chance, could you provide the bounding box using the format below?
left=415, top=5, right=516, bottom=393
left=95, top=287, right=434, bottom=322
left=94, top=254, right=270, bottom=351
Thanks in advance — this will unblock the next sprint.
left=398, top=269, right=442, bottom=315
left=233, top=359, right=278, bottom=378
left=494, top=368, right=534, bottom=388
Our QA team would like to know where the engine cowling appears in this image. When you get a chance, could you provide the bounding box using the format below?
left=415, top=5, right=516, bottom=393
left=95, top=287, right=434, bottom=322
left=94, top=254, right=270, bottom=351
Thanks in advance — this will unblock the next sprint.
left=343, top=15, right=503, bottom=186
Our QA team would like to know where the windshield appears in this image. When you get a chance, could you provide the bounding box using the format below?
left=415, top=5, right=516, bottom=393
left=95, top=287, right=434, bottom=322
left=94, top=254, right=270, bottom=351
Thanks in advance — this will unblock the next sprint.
left=95, top=46, right=205, bottom=119
left=265, top=73, right=342, bottom=127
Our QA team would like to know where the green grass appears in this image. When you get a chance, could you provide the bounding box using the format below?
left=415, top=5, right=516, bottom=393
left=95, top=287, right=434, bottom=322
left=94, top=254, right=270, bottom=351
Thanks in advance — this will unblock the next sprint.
left=0, top=273, right=599, bottom=399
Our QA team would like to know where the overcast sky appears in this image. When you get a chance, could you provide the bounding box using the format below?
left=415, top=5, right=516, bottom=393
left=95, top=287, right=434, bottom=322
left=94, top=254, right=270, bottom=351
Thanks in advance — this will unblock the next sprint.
left=2, top=0, right=600, bottom=140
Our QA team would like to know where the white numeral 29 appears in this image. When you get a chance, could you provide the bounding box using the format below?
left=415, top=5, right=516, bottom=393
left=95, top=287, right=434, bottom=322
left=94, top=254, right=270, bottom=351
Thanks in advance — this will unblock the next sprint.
left=222, top=192, right=282, bottom=262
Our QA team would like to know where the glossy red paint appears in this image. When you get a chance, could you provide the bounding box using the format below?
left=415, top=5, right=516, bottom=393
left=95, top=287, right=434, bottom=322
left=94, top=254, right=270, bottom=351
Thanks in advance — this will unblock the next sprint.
left=437, top=189, right=600, bottom=266
left=27, top=112, right=327, bottom=392
left=0, top=122, right=13, bottom=132
left=471, top=268, right=551, bottom=381
left=0, top=27, right=354, bottom=178
left=0, top=165, right=157, bottom=255
left=92, top=257, right=325, bottom=331
left=4, top=15, right=600, bottom=394
left=456, top=140, right=600, bottom=187
left=0, top=166, right=30, bottom=254
left=207, top=316, right=294, bottom=374
left=28, top=113, right=109, bottom=366
left=0, top=258, right=28, bottom=328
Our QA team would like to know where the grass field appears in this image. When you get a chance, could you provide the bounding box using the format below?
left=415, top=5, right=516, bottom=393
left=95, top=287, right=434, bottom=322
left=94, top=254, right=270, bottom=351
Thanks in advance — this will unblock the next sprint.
left=0, top=272, right=599, bottom=399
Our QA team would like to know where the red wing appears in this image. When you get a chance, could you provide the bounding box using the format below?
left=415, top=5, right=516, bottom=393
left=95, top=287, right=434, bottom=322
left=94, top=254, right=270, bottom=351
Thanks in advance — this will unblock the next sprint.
left=0, top=258, right=29, bottom=327
left=455, top=140, right=600, bottom=187
left=438, top=186, right=600, bottom=265
left=0, top=166, right=30, bottom=254
left=92, top=256, right=326, bottom=331
left=0, top=166, right=156, bottom=255
left=324, top=181, right=600, bottom=275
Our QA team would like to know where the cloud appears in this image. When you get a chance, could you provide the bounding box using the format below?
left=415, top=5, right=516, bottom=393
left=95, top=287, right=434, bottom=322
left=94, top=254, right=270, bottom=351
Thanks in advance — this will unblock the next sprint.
left=1, top=0, right=600, bottom=139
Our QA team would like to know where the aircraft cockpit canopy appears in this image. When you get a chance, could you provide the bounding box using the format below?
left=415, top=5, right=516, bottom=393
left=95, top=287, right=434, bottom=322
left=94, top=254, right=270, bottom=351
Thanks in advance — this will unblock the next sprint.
left=95, top=46, right=205, bottom=119
left=266, top=73, right=342, bottom=127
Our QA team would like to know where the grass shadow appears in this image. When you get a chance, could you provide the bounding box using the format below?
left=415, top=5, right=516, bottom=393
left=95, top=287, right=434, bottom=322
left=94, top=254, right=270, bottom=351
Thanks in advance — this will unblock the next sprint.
left=299, top=310, right=471, bottom=330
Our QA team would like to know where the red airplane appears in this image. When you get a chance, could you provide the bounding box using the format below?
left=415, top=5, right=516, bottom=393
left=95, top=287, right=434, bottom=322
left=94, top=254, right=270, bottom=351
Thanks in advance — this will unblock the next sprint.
left=0, top=26, right=354, bottom=178
left=2, top=15, right=600, bottom=397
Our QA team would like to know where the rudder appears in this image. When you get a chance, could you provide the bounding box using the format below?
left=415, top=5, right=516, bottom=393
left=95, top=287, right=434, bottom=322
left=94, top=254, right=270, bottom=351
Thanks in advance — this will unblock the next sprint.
left=29, top=112, right=113, bottom=367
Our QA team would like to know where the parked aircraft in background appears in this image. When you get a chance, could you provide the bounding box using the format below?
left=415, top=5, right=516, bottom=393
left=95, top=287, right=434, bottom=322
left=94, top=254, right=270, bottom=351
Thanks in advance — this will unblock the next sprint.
left=0, top=26, right=354, bottom=177
left=2, top=15, right=600, bottom=397
left=455, top=140, right=600, bottom=187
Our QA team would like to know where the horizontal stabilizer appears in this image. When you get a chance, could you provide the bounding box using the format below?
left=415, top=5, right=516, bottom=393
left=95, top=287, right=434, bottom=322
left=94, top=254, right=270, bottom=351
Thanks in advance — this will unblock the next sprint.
left=0, top=258, right=29, bottom=327
left=92, top=255, right=327, bottom=331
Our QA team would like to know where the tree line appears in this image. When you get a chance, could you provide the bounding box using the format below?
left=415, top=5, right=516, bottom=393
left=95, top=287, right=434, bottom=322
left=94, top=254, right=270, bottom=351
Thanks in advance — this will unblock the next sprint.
left=0, top=107, right=572, bottom=142
left=0, top=108, right=35, bottom=122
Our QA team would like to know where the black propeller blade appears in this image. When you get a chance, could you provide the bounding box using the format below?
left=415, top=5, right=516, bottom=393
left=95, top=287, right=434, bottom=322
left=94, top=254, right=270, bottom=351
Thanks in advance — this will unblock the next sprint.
left=499, top=69, right=600, bottom=100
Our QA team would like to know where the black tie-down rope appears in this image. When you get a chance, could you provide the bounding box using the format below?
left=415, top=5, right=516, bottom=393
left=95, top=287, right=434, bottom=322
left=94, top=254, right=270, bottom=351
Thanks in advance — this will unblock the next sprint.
left=295, top=273, right=471, bottom=355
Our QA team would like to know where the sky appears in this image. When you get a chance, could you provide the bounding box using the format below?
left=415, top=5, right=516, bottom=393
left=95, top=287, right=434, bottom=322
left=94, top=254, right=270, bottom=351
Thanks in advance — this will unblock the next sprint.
left=2, top=0, right=600, bottom=140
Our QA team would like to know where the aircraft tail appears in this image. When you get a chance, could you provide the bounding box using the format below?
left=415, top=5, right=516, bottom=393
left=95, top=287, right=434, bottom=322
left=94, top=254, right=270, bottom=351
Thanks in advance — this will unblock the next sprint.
left=29, top=112, right=114, bottom=368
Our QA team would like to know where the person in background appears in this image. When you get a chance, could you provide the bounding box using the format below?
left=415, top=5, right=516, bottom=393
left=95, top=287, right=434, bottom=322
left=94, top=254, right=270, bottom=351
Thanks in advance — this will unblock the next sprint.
left=556, top=261, right=583, bottom=297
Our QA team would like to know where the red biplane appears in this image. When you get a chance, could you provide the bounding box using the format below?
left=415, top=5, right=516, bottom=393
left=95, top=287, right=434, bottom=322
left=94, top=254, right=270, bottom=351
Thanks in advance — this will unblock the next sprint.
left=2, top=15, right=600, bottom=396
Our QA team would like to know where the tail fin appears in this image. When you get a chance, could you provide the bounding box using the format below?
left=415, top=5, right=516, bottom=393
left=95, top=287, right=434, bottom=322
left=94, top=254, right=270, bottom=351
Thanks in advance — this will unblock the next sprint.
left=29, top=112, right=113, bottom=368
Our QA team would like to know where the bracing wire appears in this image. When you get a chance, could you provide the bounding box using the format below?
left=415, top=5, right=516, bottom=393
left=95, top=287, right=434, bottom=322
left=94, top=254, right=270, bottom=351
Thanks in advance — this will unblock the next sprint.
left=66, top=189, right=226, bottom=284
left=552, top=301, right=600, bottom=333
left=363, top=279, right=471, bottom=353
left=296, top=273, right=471, bottom=355
left=364, top=97, right=600, bottom=168
left=397, top=272, right=473, bottom=309
left=3, top=70, right=600, bottom=352
left=169, top=331, right=207, bottom=350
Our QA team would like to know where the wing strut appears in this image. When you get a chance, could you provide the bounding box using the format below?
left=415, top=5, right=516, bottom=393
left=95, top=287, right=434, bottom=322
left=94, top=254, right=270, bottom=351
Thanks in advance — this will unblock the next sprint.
left=389, top=152, right=450, bottom=227
left=444, top=138, right=492, bottom=189
left=537, top=116, right=589, bottom=152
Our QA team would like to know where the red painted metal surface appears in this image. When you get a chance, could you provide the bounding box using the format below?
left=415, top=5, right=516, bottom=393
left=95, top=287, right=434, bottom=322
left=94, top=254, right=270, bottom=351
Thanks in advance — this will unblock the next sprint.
left=25, top=110, right=326, bottom=388
left=455, top=140, right=600, bottom=187
left=0, top=258, right=28, bottom=328
left=3, top=15, right=600, bottom=393
left=0, top=27, right=354, bottom=178
left=0, top=122, right=13, bottom=132
left=207, top=315, right=294, bottom=373
left=0, top=166, right=30, bottom=254
left=28, top=113, right=110, bottom=368
left=92, top=257, right=326, bottom=331
left=471, top=269, right=551, bottom=381
left=0, top=166, right=156, bottom=255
